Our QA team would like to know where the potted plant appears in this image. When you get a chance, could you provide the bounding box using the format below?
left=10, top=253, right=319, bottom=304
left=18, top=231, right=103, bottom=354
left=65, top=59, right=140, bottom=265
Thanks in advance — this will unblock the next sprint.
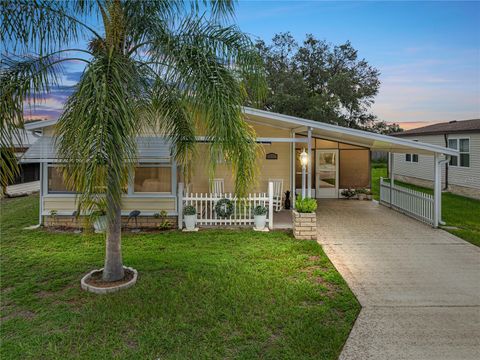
left=341, top=188, right=356, bottom=200
left=85, top=197, right=108, bottom=233
left=183, top=205, right=197, bottom=231
left=356, top=188, right=366, bottom=200
left=366, top=190, right=373, bottom=200
left=253, top=205, right=267, bottom=230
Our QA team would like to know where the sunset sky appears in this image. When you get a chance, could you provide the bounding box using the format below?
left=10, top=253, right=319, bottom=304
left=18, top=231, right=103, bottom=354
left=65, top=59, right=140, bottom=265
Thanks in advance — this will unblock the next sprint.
left=21, top=1, right=480, bottom=130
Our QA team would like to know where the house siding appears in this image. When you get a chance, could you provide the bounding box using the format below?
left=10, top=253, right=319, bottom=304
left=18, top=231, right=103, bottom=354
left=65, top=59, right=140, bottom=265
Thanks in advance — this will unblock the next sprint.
left=393, top=132, right=480, bottom=199
left=186, top=121, right=292, bottom=194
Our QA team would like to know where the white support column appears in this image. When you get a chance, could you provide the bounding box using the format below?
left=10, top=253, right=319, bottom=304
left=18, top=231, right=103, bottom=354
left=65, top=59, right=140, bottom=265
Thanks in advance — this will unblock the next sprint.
left=388, top=152, right=394, bottom=208
left=268, top=181, right=274, bottom=230
left=39, top=162, right=44, bottom=225
left=433, top=153, right=441, bottom=228
left=177, top=182, right=184, bottom=229
left=307, top=127, right=312, bottom=198
left=291, top=130, right=296, bottom=209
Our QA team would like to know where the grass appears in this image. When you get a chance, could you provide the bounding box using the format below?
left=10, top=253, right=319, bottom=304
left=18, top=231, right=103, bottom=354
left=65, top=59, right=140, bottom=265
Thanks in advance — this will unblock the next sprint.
left=371, top=164, right=480, bottom=247
left=0, top=195, right=360, bottom=360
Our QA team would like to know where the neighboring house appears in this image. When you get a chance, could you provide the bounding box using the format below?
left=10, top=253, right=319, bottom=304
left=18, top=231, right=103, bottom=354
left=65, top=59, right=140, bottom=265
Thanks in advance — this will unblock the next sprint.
left=391, top=119, right=480, bottom=200
left=9, top=130, right=40, bottom=185
left=21, top=107, right=457, bottom=228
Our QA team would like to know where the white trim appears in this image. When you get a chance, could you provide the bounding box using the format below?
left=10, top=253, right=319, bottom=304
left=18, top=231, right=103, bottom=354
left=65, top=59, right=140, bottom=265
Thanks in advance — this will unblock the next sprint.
left=25, top=119, right=58, bottom=130
left=242, top=107, right=459, bottom=156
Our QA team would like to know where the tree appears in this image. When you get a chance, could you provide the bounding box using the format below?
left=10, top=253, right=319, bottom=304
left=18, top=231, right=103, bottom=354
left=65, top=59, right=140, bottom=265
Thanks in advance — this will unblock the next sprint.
left=256, top=32, right=395, bottom=132
left=1, top=0, right=265, bottom=281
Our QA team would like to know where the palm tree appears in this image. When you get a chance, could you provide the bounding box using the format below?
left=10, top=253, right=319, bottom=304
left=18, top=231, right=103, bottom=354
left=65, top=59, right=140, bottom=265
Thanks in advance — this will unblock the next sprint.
left=1, top=0, right=265, bottom=281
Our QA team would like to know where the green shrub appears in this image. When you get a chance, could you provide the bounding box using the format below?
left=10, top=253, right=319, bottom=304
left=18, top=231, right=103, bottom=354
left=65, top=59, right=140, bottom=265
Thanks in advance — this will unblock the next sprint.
left=295, top=197, right=317, bottom=213
left=183, top=205, right=196, bottom=216
left=253, top=205, right=267, bottom=216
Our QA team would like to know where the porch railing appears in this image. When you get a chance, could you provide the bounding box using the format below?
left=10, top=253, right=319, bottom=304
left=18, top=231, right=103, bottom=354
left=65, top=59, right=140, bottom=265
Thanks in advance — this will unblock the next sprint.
left=177, top=182, right=274, bottom=229
left=379, top=177, right=434, bottom=225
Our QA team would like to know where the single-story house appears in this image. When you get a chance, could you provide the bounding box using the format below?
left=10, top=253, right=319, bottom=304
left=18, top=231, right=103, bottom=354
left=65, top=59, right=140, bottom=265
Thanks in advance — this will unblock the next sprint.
left=21, top=107, right=458, bottom=228
left=391, top=119, right=480, bottom=200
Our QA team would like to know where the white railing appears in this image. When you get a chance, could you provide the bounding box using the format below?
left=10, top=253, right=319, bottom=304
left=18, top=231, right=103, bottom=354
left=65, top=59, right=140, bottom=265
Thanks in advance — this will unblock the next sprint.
left=379, top=177, right=434, bottom=225
left=178, top=182, right=274, bottom=229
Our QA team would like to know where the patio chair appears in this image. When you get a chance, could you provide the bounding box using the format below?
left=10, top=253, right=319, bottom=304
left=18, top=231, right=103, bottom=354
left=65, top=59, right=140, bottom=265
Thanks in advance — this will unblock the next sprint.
left=210, top=178, right=224, bottom=195
left=269, top=179, right=284, bottom=212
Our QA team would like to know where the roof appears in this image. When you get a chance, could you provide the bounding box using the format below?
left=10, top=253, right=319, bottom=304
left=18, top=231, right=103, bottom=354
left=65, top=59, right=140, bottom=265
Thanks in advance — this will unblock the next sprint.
left=392, top=119, right=480, bottom=137
left=22, top=107, right=458, bottom=157
left=243, top=107, right=458, bottom=156
left=21, top=137, right=172, bottom=163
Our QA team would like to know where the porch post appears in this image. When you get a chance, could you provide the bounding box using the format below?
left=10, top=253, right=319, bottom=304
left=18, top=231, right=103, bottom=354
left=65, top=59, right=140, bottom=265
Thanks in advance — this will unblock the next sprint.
left=307, top=127, right=312, bottom=198
left=291, top=130, right=296, bottom=209
left=177, top=182, right=184, bottom=229
left=39, top=162, right=44, bottom=225
left=388, top=152, right=394, bottom=208
left=433, top=153, right=441, bottom=228
left=268, top=181, right=274, bottom=230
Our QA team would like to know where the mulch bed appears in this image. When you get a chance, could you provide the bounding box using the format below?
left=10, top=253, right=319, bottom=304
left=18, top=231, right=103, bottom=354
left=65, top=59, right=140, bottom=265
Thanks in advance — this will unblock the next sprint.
left=85, top=269, right=135, bottom=288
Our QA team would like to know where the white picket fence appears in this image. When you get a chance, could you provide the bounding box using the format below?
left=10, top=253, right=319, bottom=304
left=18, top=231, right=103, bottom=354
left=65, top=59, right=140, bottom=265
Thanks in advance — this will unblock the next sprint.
left=178, top=182, right=274, bottom=229
left=379, top=177, right=434, bottom=225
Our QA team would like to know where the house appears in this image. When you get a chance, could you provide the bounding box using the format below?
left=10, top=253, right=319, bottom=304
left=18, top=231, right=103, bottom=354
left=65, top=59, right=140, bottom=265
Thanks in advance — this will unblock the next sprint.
left=2, top=130, right=41, bottom=197
left=391, top=119, right=480, bottom=200
left=21, top=107, right=457, bottom=229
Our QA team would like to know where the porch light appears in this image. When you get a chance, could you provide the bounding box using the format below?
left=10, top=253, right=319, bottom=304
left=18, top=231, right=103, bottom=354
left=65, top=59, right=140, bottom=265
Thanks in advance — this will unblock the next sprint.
left=300, top=149, right=308, bottom=167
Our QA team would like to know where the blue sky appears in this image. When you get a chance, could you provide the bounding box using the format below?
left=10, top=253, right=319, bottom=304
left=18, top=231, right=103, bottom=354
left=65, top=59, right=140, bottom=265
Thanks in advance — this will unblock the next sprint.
left=24, top=1, right=480, bottom=129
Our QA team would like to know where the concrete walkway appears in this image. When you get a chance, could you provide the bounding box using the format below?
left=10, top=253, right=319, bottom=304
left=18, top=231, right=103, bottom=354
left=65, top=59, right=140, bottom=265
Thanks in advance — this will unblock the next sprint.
left=316, top=200, right=480, bottom=360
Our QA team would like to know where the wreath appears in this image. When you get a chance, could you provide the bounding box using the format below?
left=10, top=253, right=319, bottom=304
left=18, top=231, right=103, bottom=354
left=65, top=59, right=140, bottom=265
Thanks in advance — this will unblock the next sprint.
left=215, top=198, right=234, bottom=218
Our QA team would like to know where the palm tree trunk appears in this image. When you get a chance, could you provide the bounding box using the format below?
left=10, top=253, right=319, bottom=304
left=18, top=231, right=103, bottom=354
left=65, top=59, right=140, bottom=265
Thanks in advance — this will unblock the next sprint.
left=103, top=197, right=124, bottom=281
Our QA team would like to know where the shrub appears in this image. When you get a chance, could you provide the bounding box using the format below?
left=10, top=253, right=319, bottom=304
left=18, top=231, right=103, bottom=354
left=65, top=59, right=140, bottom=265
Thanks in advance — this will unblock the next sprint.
left=253, top=205, right=267, bottom=216
left=183, top=205, right=196, bottom=216
left=355, top=188, right=366, bottom=194
left=295, top=197, right=317, bottom=213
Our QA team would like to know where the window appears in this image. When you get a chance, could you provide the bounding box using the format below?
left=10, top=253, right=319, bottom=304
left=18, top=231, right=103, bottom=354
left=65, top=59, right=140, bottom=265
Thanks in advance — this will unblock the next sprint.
left=448, top=138, right=470, bottom=167
left=134, top=165, right=172, bottom=193
left=47, top=165, right=74, bottom=193
left=405, top=140, right=419, bottom=163
left=405, top=154, right=418, bottom=163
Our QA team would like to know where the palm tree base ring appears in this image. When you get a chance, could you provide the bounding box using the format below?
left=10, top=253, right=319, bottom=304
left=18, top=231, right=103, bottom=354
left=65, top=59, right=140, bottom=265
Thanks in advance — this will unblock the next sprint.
left=81, top=266, right=137, bottom=294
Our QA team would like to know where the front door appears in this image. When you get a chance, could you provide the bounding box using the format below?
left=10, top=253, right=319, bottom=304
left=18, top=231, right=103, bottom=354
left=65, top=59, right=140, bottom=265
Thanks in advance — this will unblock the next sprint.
left=316, top=150, right=338, bottom=198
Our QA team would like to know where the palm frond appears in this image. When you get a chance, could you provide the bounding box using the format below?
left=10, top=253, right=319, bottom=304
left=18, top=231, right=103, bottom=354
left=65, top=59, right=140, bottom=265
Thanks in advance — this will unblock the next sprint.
left=55, top=50, right=149, bottom=220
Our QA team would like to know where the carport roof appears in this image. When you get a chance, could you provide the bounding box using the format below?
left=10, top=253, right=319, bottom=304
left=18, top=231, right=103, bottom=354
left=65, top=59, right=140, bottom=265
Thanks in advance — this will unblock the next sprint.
left=243, top=107, right=458, bottom=156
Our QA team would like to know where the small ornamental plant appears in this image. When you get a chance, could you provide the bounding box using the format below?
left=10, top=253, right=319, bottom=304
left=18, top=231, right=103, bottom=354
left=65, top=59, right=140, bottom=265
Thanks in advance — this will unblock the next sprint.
left=341, top=189, right=356, bottom=199
left=295, top=197, right=317, bottom=213
left=183, top=205, right=196, bottom=216
left=253, top=205, right=267, bottom=216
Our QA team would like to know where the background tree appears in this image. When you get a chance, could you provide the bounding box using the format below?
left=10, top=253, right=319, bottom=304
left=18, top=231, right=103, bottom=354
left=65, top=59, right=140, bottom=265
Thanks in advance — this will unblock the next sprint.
left=256, top=32, right=401, bottom=133
left=1, top=0, right=265, bottom=281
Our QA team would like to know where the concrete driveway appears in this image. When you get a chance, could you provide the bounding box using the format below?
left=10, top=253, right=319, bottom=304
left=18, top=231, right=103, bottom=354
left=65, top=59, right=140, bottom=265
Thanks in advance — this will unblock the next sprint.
left=317, top=200, right=480, bottom=360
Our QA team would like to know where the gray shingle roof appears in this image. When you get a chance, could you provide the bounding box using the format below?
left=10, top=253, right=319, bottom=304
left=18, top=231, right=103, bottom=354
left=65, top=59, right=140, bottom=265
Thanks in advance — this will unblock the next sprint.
left=393, top=119, right=480, bottom=137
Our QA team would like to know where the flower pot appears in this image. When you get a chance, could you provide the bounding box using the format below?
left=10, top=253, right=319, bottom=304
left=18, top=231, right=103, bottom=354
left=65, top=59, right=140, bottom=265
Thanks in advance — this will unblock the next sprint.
left=184, top=214, right=196, bottom=230
left=254, top=214, right=266, bottom=230
left=357, top=194, right=366, bottom=201
left=366, top=194, right=372, bottom=200
left=93, top=215, right=108, bottom=233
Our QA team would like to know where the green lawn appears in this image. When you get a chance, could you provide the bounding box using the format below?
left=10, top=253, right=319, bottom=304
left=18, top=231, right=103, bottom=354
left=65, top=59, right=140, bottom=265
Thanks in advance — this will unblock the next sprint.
left=0, top=195, right=359, bottom=360
left=372, top=164, right=480, bottom=247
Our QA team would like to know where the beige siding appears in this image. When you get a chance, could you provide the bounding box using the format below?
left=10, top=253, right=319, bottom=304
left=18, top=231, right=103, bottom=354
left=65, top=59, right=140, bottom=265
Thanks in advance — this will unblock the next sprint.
left=43, top=196, right=176, bottom=212
left=393, top=133, right=480, bottom=190
left=185, top=120, right=291, bottom=194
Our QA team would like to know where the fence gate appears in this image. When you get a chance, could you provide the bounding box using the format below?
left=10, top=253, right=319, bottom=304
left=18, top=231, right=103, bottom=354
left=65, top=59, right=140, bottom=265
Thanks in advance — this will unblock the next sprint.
left=379, top=177, right=434, bottom=225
